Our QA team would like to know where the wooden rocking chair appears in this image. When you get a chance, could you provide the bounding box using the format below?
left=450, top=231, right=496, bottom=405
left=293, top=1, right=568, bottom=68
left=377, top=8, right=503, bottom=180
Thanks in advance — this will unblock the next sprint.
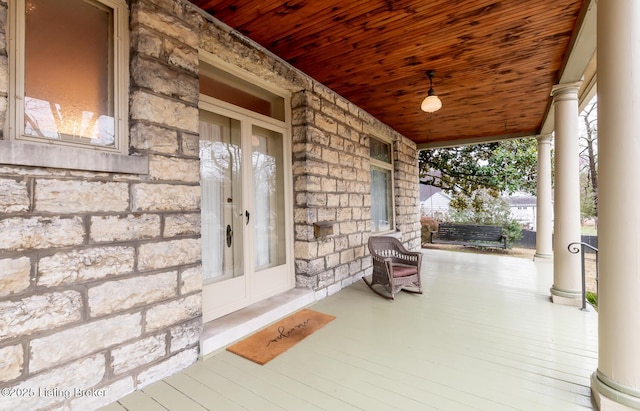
left=363, top=236, right=423, bottom=300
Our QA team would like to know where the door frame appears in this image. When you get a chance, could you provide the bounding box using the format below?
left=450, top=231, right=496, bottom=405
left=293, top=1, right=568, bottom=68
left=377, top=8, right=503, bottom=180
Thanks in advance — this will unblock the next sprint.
left=198, top=92, right=294, bottom=322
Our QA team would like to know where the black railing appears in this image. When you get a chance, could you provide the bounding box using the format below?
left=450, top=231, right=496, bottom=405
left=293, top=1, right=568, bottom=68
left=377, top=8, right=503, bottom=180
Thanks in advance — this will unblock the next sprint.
left=568, top=242, right=599, bottom=311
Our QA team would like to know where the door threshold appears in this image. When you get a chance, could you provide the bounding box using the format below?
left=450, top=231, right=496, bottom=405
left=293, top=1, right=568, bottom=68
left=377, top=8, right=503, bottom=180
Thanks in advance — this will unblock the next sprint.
left=200, top=288, right=316, bottom=358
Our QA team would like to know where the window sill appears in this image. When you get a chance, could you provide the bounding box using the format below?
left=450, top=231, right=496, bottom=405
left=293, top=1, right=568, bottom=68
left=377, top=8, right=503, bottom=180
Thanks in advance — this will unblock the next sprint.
left=0, top=141, right=149, bottom=175
left=372, top=229, right=402, bottom=239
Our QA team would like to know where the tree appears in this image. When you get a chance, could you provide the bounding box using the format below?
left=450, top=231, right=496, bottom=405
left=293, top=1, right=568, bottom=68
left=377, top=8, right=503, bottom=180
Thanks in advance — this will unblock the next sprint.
left=580, top=170, right=596, bottom=221
left=419, top=137, right=538, bottom=196
left=579, top=99, right=598, bottom=216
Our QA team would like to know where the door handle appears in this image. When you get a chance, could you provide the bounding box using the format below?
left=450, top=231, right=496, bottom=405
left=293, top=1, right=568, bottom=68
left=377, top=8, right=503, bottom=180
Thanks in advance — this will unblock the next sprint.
left=226, top=224, right=233, bottom=247
left=245, top=210, right=250, bottom=225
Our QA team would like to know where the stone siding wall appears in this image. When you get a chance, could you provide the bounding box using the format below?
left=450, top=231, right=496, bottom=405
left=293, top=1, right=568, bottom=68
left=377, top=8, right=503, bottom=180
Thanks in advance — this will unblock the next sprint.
left=394, top=136, right=422, bottom=250
left=291, top=88, right=374, bottom=296
left=290, top=90, right=422, bottom=298
left=0, top=0, right=421, bottom=409
left=0, top=1, right=202, bottom=410
left=199, top=15, right=421, bottom=300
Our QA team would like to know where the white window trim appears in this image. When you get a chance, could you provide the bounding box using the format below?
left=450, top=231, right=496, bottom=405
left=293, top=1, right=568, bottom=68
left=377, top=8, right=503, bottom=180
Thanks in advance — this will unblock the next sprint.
left=370, top=135, right=396, bottom=234
left=1, top=0, right=145, bottom=174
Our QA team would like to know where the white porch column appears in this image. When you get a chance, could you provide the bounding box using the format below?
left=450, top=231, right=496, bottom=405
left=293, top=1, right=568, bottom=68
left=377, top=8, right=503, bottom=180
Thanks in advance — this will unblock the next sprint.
left=534, top=134, right=553, bottom=260
left=550, top=82, right=582, bottom=306
left=591, top=1, right=640, bottom=409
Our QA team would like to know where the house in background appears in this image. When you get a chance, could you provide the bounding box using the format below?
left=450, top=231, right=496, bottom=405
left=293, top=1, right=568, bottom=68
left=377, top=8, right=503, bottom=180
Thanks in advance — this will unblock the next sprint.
left=419, top=184, right=451, bottom=219
left=505, top=195, right=538, bottom=230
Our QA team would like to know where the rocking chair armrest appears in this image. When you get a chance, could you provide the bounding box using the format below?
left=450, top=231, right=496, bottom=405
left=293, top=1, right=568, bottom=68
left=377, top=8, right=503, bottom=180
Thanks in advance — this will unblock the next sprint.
left=370, top=253, right=392, bottom=263
left=371, top=254, right=394, bottom=273
left=392, top=249, right=422, bottom=258
left=393, top=253, right=422, bottom=265
left=404, top=250, right=423, bottom=258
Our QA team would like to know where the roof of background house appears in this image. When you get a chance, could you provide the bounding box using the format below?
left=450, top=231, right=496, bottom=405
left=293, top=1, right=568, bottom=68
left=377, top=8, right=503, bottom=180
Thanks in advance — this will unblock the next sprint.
left=419, top=184, right=451, bottom=202
left=505, top=195, right=537, bottom=206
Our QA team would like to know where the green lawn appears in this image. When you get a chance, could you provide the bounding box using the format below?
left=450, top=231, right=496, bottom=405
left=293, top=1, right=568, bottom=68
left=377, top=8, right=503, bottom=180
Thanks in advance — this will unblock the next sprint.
left=581, top=226, right=597, bottom=235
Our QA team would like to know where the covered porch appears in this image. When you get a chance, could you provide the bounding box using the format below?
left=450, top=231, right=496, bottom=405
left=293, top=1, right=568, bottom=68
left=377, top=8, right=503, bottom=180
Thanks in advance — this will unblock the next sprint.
left=101, top=249, right=598, bottom=411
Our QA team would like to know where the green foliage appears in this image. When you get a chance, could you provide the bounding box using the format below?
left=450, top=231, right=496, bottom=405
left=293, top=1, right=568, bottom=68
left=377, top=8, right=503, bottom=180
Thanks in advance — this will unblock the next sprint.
left=445, top=189, right=522, bottom=247
left=419, top=138, right=538, bottom=196
left=503, top=220, right=524, bottom=248
left=586, top=291, right=598, bottom=310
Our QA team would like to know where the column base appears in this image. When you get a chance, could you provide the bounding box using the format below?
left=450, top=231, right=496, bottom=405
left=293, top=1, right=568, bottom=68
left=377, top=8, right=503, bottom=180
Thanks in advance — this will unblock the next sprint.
left=534, top=252, right=553, bottom=262
left=550, top=286, right=582, bottom=307
left=592, top=370, right=640, bottom=410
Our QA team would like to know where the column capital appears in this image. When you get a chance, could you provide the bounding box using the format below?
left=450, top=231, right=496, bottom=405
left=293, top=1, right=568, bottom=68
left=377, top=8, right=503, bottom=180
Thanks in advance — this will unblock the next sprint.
left=536, top=134, right=553, bottom=144
left=551, top=81, right=583, bottom=100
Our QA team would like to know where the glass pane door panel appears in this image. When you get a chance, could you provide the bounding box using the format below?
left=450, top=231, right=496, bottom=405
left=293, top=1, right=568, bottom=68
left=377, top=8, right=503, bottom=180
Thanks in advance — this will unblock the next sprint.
left=371, top=166, right=392, bottom=232
left=200, top=111, right=244, bottom=284
left=252, top=125, right=286, bottom=270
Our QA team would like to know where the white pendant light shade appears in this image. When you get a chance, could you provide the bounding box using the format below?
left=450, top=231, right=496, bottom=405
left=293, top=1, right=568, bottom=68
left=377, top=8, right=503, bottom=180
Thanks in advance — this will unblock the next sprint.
left=421, top=70, right=442, bottom=113
left=421, top=94, right=442, bottom=113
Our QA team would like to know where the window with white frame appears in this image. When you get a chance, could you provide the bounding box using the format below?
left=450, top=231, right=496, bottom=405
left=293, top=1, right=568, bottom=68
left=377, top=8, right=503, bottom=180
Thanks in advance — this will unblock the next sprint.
left=370, top=136, right=394, bottom=233
left=7, top=0, right=128, bottom=153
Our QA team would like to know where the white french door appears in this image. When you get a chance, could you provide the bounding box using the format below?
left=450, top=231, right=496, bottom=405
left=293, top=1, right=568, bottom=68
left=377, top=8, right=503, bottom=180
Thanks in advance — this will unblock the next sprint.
left=199, top=100, right=293, bottom=322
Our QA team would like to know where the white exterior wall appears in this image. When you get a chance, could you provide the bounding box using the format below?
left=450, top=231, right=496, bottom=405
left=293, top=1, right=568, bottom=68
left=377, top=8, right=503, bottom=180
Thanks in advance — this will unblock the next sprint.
left=420, top=192, right=451, bottom=217
left=510, top=205, right=537, bottom=228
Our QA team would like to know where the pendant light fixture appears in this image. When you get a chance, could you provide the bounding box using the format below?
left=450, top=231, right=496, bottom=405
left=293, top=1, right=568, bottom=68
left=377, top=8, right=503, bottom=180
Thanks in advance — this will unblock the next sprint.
left=421, top=70, right=442, bottom=113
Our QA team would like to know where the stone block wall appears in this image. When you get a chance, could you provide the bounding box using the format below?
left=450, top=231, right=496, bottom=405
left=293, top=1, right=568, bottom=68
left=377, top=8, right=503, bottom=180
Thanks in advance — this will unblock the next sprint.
left=0, top=1, right=202, bottom=409
left=0, top=0, right=421, bottom=408
left=198, top=14, right=421, bottom=300
left=394, top=136, right=422, bottom=250
left=291, top=88, right=373, bottom=295
left=290, top=89, right=421, bottom=298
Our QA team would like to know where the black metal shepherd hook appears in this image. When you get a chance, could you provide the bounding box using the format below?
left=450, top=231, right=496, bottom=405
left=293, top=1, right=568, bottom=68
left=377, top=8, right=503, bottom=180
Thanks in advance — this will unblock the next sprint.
left=568, top=242, right=599, bottom=311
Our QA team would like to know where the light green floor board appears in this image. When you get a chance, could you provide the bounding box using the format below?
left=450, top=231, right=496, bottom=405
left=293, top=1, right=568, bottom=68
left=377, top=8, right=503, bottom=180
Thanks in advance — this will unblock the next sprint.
left=214, top=351, right=362, bottom=411
left=183, top=361, right=288, bottom=410
left=141, top=381, right=207, bottom=411
left=117, top=390, right=167, bottom=411
left=103, top=249, right=598, bottom=411
left=162, top=370, right=246, bottom=411
left=96, top=402, right=129, bottom=411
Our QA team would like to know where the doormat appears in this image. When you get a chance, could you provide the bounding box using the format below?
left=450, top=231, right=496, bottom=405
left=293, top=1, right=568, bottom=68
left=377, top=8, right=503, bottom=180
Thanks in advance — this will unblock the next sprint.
left=226, top=308, right=336, bottom=365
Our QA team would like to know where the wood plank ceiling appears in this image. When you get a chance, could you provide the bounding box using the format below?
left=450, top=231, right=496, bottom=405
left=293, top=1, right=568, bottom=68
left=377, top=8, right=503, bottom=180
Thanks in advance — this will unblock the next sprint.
left=190, top=0, right=586, bottom=147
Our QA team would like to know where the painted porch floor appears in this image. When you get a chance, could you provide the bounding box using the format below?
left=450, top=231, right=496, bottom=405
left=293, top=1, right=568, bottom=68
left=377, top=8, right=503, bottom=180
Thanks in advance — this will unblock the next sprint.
left=101, top=249, right=598, bottom=411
